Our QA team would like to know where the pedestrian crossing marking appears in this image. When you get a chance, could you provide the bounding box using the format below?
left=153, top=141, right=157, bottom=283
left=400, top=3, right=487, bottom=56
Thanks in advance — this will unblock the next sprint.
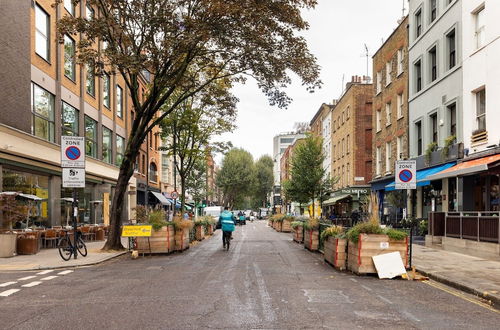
left=18, top=276, right=37, bottom=281
left=22, top=281, right=42, bottom=288
left=40, top=276, right=58, bottom=281
left=37, top=270, right=54, bottom=275
left=0, top=282, right=17, bottom=287
left=0, top=289, right=20, bottom=297
left=57, top=270, right=73, bottom=275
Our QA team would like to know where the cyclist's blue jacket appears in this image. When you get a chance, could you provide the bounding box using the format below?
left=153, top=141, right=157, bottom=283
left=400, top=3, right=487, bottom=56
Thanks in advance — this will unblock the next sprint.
left=219, top=210, right=235, bottom=232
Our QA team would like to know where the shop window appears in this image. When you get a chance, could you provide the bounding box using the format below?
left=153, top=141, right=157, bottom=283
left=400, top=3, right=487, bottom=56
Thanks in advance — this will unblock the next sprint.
left=102, top=127, right=112, bottom=164
left=84, top=116, right=97, bottom=158
left=490, top=175, right=499, bottom=211
left=62, top=102, right=79, bottom=136
left=31, top=83, right=55, bottom=142
left=64, top=35, right=76, bottom=81
left=35, top=4, right=50, bottom=61
left=448, top=178, right=457, bottom=211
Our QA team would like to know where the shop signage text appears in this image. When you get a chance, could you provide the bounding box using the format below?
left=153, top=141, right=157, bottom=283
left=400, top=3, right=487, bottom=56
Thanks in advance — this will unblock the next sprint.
left=121, top=225, right=153, bottom=237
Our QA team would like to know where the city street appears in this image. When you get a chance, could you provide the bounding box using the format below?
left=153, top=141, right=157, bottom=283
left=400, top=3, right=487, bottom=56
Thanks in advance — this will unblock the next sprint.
left=0, top=221, right=498, bottom=329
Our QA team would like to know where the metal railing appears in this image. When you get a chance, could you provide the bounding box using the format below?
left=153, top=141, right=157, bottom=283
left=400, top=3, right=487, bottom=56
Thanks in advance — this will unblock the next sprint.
left=445, top=212, right=500, bottom=243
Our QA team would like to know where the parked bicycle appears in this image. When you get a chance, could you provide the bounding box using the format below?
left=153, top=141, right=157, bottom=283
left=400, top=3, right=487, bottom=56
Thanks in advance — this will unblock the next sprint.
left=57, top=229, right=87, bottom=261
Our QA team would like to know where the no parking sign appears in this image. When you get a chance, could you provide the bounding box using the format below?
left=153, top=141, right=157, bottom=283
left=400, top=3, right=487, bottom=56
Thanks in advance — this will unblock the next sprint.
left=395, top=160, right=416, bottom=190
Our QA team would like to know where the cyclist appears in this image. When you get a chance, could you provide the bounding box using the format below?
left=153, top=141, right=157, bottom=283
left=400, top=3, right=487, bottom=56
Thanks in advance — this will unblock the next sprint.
left=219, top=207, right=236, bottom=249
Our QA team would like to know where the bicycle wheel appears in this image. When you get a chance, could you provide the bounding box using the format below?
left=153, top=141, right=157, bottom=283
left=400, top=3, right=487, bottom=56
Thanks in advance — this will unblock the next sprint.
left=76, top=237, right=88, bottom=257
left=58, top=236, right=72, bottom=261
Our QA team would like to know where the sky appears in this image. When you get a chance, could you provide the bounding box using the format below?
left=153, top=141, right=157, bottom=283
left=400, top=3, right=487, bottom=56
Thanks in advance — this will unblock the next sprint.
left=216, top=0, right=409, bottom=164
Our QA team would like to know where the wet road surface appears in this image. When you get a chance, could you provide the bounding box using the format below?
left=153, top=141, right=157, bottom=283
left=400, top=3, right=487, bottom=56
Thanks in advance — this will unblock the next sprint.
left=1, top=221, right=499, bottom=329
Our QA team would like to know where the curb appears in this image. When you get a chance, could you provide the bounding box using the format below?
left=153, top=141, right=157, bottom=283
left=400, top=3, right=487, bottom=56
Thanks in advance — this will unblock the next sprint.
left=416, top=267, right=500, bottom=309
left=0, top=251, right=129, bottom=272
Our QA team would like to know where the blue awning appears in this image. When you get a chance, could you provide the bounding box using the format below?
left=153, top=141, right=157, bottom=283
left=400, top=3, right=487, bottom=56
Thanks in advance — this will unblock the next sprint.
left=385, top=162, right=456, bottom=191
left=370, top=177, right=394, bottom=191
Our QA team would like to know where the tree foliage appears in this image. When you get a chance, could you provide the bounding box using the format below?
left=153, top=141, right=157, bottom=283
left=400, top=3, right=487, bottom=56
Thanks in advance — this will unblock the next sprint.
left=56, top=0, right=321, bottom=250
left=251, top=155, right=274, bottom=208
left=186, top=157, right=208, bottom=215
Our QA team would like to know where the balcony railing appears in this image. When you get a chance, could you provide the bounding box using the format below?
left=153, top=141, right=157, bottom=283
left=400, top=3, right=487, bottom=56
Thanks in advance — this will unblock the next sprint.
left=444, top=212, right=499, bottom=243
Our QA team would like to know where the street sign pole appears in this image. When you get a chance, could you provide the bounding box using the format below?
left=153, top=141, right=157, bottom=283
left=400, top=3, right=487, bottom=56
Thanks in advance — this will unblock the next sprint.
left=72, top=188, right=78, bottom=259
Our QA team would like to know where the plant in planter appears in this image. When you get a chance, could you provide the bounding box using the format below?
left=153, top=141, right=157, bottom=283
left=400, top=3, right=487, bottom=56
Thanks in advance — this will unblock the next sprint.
left=346, top=220, right=409, bottom=274
left=272, top=214, right=286, bottom=231
left=0, top=193, right=26, bottom=258
left=425, top=142, right=438, bottom=165
left=281, top=215, right=294, bottom=232
left=441, top=135, right=456, bottom=159
left=194, top=217, right=209, bottom=241
left=290, top=220, right=305, bottom=243
left=303, top=217, right=320, bottom=251
left=136, top=209, right=175, bottom=254
left=321, top=225, right=347, bottom=270
left=199, top=215, right=216, bottom=236
left=173, top=216, right=194, bottom=251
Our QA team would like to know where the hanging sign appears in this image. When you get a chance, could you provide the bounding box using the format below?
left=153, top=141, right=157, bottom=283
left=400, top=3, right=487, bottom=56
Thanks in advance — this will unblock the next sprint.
left=61, top=136, right=85, bottom=168
left=395, top=160, right=416, bottom=190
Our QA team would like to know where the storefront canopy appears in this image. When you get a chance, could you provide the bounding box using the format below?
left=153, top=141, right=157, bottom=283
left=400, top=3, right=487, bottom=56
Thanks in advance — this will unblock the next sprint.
left=322, top=194, right=351, bottom=206
left=385, top=162, right=456, bottom=191
left=150, top=191, right=171, bottom=206
left=0, top=192, right=45, bottom=201
left=426, top=154, right=500, bottom=181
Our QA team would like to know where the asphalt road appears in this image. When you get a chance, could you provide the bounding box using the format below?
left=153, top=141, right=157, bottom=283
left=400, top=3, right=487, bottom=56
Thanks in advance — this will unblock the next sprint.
left=0, top=221, right=498, bottom=329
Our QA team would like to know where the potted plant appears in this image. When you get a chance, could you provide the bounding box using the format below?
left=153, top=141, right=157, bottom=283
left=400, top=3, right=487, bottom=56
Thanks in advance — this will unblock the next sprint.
left=194, top=218, right=206, bottom=241
left=136, top=209, right=175, bottom=254
left=291, top=220, right=304, bottom=243
left=321, top=225, right=347, bottom=270
left=303, top=217, right=320, bottom=251
left=441, top=135, right=456, bottom=159
left=173, top=216, right=194, bottom=251
left=0, top=193, right=26, bottom=258
left=425, top=142, right=438, bottom=165
left=346, top=220, right=408, bottom=274
left=273, top=214, right=285, bottom=232
left=281, top=215, right=294, bottom=233
left=200, top=215, right=216, bottom=236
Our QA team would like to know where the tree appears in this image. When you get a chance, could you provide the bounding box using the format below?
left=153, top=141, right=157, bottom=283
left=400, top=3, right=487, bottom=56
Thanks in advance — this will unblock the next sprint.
left=186, top=157, right=207, bottom=217
left=216, top=149, right=254, bottom=209
left=57, top=0, right=320, bottom=250
left=251, top=155, right=274, bottom=209
left=287, top=134, right=326, bottom=217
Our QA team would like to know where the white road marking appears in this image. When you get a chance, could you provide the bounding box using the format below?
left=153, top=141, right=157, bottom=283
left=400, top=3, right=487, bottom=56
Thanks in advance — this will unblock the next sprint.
left=361, top=285, right=372, bottom=291
left=350, top=278, right=358, bottom=283
left=402, top=311, right=421, bottom=322
left=57, top=270, right=73, bottom=275
left=0, top=289, right=20, bottom=297
left=37, top=270, right=54, bottom=275
left=18, top=276, right=37, bottom=281
left=22, top=281, right=42, bottom=288
left=377, top=295, right=393, bottom=304
left=253, top=263, right=276, bottom=322
left=40, top=276, right=58, bottom=281
left=0, top=282, right=17, bottom=288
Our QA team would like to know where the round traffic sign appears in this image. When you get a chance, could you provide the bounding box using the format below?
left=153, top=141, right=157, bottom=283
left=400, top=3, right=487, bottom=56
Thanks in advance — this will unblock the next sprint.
left=65, top=146, right=81, bottom=161
left=399, top=169, right=413, bottom=183
left=171, top=191, right=179, bottom=199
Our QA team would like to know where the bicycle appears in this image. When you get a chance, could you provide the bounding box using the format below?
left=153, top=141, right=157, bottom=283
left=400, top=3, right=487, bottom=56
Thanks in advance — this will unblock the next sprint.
left=57, top=230, right=87, bottom=261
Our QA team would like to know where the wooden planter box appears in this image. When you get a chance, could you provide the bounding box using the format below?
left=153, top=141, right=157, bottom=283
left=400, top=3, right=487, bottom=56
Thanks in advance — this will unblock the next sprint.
left=347, top=234, right=408, bottom=274
left=274, top=221, right=282, bottom=232
left=282, top=219, right=292, bottom=232
left=95, top=229, right=105, bottom=241
left=292, top=227, right=303, bottom=243
left=0, top=233, right=17, bottom=258
left=324, top=237, right=347, bottom=270
left=175, top=227, right=190, bottom=251
left=268, top=220, right=274, bottom=227
left=304, top=229, right=319, bottom=251
left=205, top=225, right=214, bottom=236
left=136, top=225, right=175, bottom=254
left=195, top=225, right=205, bottom=241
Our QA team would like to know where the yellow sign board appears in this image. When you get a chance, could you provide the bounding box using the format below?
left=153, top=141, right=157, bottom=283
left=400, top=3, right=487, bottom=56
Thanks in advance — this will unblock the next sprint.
left=121, top=225, right=152, bottom=237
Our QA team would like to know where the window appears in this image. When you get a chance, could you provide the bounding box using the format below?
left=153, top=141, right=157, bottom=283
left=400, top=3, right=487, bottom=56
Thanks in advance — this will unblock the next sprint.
left=86, top=66, right=95, bottom=96
left=102, top=127, right=112, bottom=163
left=430, top=113, right=438, bottom=143
left=116, top=135, right=125, bottom=166
left=102, top=40, right=108, bottom=50
left=341, top=166, right=345, bottom=187
left=397, top=136, right=403, bottom=160
left=376, top=71, right=382, bottom=94
left=86, top=5, right=94, bottom=19
left=149, top=163, right=158, bottom=182
left=333, top=120, right=336, bottom=132
left=64, top=0, right=75, bottom=15
left=280, top=138, right=294, bottom=144
left=448, top=103, right=456, bottom=136
left=337, top=142, right=341, bottom=159
left=342, top=138, right=345, bottom=157
left=429, top=46, right=437, bottom=82
left=376, top=147, right=382, bottom=175
left=415, top=60, right=422, bottom=92
left=337, top=116, right=340, bottom=128
left=385, top=142, right=392, bottom=173
left=333, top=145, right=336, bottom=162
left=386, top=61, right=392, bottom=86
left=347, top=164, right=350, bottom=185
left=346, top=135, right=350, bottom=154
left=376, top=109, right=382, bottom=132
left=142, top=154, right=146, bottom=174
left=346, top=107, right=350, bottom=119
left=31, top=83, right=55, bottom=142
left=415, top=9, right=422, bottom=38
left=397, top=93, right=404, bottom=119
left=416, top=121, right=423, bottom=155
left=475, top=7, right=485, bottom=49
left=430, top=0, right=437, bottom=23
left=103, top=73, right=110, bottom=108
left=85, top=116, right=97, bottom=158
left=116, top=85, right=123, bottom=118
left=64, top=35, right=75, bottom=80
left=342, top=111, right=345, bottom=124
left=397, top=49, right=404, bottom=75
left=447, top=29, right=456, bottom=69
left=476, top=89, right=486, bottom=131
left=35, top=4, right=50, bottom=61
left=385, top=102, right=392, bottom=126
left=61, top=102, right=79, bottom=136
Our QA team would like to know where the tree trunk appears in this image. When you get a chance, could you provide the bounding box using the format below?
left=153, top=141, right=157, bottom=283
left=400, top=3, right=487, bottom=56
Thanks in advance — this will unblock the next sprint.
left=180, top=177, right=186, bottom=215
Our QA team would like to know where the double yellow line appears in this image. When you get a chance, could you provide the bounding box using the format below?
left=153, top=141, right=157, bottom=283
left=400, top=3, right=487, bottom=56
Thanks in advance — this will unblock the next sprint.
left=423, top=280, right=499, bottom=314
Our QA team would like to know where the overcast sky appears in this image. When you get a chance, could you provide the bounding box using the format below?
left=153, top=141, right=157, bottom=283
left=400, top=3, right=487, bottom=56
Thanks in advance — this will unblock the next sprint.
left=216, top=0, right=409, bottom=164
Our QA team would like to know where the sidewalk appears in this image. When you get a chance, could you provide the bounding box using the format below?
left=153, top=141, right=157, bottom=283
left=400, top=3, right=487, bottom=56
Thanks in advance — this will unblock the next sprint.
left=0, top=239, right=129, bottom=271
left=413, top=244, right=500, bottom=307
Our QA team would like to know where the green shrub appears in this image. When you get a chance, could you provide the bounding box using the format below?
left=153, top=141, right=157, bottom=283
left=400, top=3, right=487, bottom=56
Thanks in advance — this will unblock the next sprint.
left=291, top=221, right=304, bottom=229
left=384, top=228, right=408, bottom=241
left=419, top=219, right=428, bottom=236
left=303, top=217, right=319, bottom=230
left=346, top=221, right=384, bottom=243
left=273, top=214, right=286, bottom=222
left=148, top=209, right=168, bottom=231
left=320, top=225, right=344, bottom=242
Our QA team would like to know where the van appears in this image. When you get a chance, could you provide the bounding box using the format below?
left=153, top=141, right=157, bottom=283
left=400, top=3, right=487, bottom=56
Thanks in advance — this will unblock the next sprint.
left=204, top=206, right=223, bottom=229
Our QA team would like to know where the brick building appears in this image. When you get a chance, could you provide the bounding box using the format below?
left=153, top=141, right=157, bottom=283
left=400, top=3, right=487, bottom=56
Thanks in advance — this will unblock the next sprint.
left=370, top=16, right=409, bottom=221
left=323, top=76, right=372, bottom=216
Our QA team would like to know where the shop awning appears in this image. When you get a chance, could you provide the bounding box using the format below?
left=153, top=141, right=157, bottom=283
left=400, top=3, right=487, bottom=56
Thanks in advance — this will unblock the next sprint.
left=426, top=154, right=500, bottom=181
left=322, top=194, right=351, bottom=206
left=150, top=191, right=171, bottom=206
left=385, top=162, right=456, bottom=191
left=0, top=192, right=45, bottom=201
